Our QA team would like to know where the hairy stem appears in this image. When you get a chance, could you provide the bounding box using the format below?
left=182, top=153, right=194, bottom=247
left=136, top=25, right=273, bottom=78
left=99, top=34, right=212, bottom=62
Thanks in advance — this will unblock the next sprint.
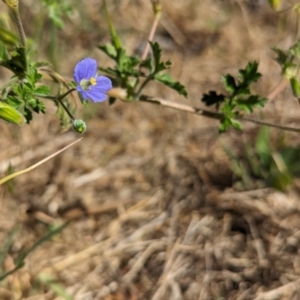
left=11, top=6, right=26, bottom=47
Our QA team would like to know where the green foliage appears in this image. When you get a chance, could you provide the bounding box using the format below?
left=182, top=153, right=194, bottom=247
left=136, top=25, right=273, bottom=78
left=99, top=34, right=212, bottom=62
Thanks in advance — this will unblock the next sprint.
left=6, top=66, right=49, bottom=123
left=201, top=61, right=267, bottom=132
left=98, top=16, right=187, bottom=101
left=41, top=0, right=72, bottom=29
left=0, top=25, right=19, bottom=47
left=227, top=127, right=300, bottom=191
left=0, top=43, right=27, bottom=78
left=273, top=39, right=300, bottom=97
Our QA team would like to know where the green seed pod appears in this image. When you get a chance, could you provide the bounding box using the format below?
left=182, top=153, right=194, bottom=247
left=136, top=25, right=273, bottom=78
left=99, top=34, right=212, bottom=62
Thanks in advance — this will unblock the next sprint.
left=72, top=119, right=87, bottom=134
left=268, top=0, right=281, bottom=11
left=0, top=102, right=25, bottom=125
left=290, top=77, right=300, bottom=98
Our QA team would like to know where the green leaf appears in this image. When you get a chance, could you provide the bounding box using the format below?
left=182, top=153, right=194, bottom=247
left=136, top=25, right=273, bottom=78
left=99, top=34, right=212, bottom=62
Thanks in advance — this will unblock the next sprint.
left=219, top=116, right=232, bottom=132
left=154, top=73, right=188, bottom=97
left=0, top=26, right=19, bottom=47
left=201, top=91, right=225, bottom=107
left=0, top=46, right=27, bottom=78
left=231, top=119, right=242, bottom=130
left=23, top=106, right=33, bottom=123
left=238, top=61, right=261, bottom=85
left=7, top=96, right=23, bottom=110
left=235, top=95, right=267, bottom=113
left=104, top=0, right=122, bottom=50
left=0, top=101, right=25, bottom=125
left=34, top=85, right=50, bottom=96
left=98, top=43, right=117, bottom=59
left=272, top=47, right=290, bottom=66
left=140, top=57, right=152, bottom=71
left=149, top=41, right=172, bottom=73
left=221, top=74, right=236, bottom=93
left=289, top=40, right=300, bottom=59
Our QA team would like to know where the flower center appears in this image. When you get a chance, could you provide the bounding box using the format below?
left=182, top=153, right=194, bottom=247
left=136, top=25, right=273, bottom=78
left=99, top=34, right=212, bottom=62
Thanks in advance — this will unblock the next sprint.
left=80, top=77, right=97, bottom=90
left=90, top=77, right=97, bottom=86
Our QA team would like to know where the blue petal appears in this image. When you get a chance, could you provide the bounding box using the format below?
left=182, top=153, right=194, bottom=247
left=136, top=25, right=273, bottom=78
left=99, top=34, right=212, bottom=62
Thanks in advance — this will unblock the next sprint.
left=95, top=76, right=112, bottom=93
left=76, top=86, right=88, bottom=100
left=73, top=58, right=98, bottom=83
left=84, top=76, right=112, bottom=103
left=85, top=89, right=107, bottom=103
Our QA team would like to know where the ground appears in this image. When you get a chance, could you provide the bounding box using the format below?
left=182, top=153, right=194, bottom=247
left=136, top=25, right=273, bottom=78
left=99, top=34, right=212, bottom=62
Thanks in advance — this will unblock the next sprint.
left=1, top=0, right=300, bottom=299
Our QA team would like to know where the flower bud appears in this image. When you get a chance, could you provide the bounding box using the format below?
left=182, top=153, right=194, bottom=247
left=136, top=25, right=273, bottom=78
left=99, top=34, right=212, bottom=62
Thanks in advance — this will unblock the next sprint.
left=107, top=87, right=128, bottom=101
left=151, top=0, right=162, bottom=15
left=0, top=102, right=25, bottom=126
left=268, top=0, right=281, bottom=11
left=72, top=119, right=87, bottom=134
left=2, top=0, right=19, bottom=9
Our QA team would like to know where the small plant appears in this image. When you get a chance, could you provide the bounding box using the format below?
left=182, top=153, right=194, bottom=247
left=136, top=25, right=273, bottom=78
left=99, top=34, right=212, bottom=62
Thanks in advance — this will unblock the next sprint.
left=1, top=0, right=300, bottom=289
left=227, top=127, right=300, bottom=191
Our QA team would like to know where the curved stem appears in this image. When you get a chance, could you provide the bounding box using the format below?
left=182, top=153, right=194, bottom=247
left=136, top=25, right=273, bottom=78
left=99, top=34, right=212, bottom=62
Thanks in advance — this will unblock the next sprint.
left=136, top=76, right=153, bottom=99
left=34, top=88, right=76, bottom=121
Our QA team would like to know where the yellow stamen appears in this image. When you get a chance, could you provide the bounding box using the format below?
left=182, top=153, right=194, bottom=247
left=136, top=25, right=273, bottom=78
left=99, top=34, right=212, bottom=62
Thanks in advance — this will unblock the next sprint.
left=90, top=77, right=97, bottom=86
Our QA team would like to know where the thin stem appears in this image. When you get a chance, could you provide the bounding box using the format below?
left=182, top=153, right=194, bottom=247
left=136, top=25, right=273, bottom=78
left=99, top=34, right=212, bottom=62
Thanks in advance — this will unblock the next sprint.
left=11, top=7, right=26, bottom=47
left=34, top=88, right=76, bottom=121
left=57, top=88, right=76, bottom=101
left=239, top=116, right=300, bottom=133
left=139, top=95, right=300, bottom=133
left=141, top=15, right=160, bottom=60
left=57, top=88, right=76, bottom=121
left=141, top=1, right=162, bottom=60
left=267, top=78, right=288, bottom=101
left=135, top=76, right=153, bottom=99
left=57, top=97, right=75, bottom=121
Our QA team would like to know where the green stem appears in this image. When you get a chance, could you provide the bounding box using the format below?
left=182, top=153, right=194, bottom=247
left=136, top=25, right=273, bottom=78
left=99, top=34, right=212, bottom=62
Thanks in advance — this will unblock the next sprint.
left=11, top=7, right=26, bottom=47
left=135, top=75, right=153, bottom=99
left=34, top=88, right=76, bottom=120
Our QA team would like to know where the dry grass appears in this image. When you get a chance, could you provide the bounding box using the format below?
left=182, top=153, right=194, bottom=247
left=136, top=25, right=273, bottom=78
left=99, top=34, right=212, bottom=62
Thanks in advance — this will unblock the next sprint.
left=1, top=0, right=300, bottom=299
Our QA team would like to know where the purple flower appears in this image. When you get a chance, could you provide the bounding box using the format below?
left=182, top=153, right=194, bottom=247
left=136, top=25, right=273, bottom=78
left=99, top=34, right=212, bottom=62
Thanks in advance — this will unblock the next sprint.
left=73, top=58, right=112, bottom=103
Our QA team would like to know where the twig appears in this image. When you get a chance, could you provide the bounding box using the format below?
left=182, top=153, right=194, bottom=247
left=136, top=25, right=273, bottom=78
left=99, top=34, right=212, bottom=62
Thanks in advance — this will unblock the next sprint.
left=0, top=137, right=83, bottom=185
left=123, top=240, right=166, bottom=284
left=267, top=78, right=288, bottom=101
left=254, top=279, right=300, bottom=300
left=244, top=215, right=268, bottom=268
left=141, top=1, right=162, bottom=60
left=139, top=95, right=300, bottom=133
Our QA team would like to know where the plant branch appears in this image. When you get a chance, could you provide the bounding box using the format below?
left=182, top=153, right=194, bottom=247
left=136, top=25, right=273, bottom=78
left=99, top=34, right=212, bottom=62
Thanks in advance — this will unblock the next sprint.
left=139, top=95, right=300, bottom=133
left=36, top=88, right=76, bottom=120
left=11, top=5, right=26, bottom=47
left=141, top=1, right=162, bottom=60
